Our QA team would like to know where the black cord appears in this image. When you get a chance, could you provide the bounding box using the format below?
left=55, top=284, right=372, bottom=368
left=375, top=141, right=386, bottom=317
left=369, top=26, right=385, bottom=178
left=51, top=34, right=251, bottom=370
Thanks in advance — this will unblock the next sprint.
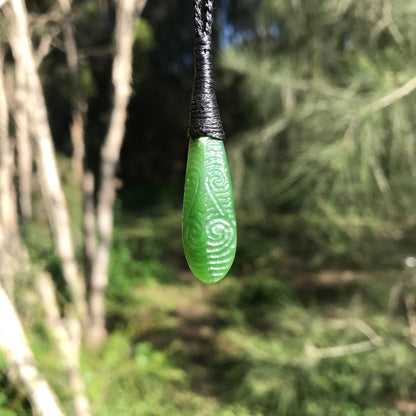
left=188, top=0, right=225, bottom=141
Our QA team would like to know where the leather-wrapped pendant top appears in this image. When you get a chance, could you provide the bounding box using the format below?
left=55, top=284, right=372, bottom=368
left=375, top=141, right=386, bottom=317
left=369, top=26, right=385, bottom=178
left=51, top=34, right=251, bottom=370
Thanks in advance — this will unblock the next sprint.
left=188, top=0, right=225, bottom=141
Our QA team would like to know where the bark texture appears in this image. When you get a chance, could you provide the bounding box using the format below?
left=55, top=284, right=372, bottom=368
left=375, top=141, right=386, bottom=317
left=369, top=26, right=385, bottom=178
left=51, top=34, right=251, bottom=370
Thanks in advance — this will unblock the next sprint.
left=0, top=47, right=20, bottom=298
left=14, top=44, right=32, bottom=221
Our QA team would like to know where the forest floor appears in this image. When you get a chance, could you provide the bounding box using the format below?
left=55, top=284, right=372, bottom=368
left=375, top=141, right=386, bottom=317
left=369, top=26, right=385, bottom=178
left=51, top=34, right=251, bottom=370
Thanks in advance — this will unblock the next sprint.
left=79, top=206, right=416, bottom=416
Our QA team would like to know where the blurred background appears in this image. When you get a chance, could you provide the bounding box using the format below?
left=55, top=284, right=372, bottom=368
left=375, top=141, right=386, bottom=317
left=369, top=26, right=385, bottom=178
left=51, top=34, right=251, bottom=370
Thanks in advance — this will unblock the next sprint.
left=2, top=0, right=416, bottom=415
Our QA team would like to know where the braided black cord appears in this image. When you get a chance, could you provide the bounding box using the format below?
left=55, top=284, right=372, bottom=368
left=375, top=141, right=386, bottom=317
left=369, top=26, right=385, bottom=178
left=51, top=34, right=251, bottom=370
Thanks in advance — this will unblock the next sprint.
left=188, top=0, right=225, bottom=141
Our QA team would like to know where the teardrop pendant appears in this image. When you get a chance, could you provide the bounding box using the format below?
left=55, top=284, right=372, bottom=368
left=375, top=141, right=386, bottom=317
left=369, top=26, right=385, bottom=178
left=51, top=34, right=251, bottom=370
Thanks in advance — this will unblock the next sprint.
left=182, top=136, right=237, bottom=283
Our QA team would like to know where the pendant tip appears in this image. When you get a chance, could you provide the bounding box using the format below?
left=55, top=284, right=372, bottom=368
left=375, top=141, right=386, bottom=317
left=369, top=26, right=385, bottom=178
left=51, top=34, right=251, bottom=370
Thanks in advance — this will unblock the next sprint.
left=190, top=266, right=233, bottom=284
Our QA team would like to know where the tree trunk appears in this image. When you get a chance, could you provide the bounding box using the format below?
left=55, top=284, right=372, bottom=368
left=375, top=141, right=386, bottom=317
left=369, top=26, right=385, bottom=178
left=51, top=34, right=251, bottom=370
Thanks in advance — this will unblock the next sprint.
left=0, top=46, right=19, bottom=299
left=57, top=0, right=86, bottom=184
left=0, top=286, right=66, bottom=416
left=7, top=0, right=88, bottom=327
left=88, top=0, right=147, bottom=345
left=14, top=43, right=32, bottom=221
left=36, top=272, right=91, bottom=416
left=57, top=0, right=96, bottom=278
left=82, top=171, right=96, bottom=277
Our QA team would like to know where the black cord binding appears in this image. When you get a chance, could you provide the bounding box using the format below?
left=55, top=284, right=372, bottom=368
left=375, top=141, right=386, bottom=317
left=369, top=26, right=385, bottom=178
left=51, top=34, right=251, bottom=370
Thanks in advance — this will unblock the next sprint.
left=188, top=0, right=225, bottom=141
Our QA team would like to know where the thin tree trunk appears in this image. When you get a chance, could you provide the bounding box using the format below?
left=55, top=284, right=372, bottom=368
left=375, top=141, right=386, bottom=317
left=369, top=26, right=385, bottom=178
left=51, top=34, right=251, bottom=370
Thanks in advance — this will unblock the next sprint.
left=14, top=44, right=32, bottom=221
left=57, top=0, right=96, bottom=277
left=0, top=46, right=19, bottom=298
left=0, top=286, right=66, bottom=416
left=57, top=0, right=86, bottom=184
left=36, top=272, right=91, bottom=416
left=0, top=51, right=60, bottom=416
left=88, top=0, right=147, bottom=345
left=7, top=0, right=88, bottom=327
left=82, top=171, right=96, bottom=276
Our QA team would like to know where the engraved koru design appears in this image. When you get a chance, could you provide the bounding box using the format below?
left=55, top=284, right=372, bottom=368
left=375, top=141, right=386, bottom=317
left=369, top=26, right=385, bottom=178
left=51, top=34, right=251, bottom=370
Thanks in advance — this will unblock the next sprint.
left=182, top=137, right=237, bottom=283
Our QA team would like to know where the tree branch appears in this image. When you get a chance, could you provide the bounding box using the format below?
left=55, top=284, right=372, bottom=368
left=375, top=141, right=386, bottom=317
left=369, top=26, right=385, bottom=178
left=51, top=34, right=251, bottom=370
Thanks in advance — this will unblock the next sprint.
left=363, top=74, right=416, bottom=116
left=306, top=320, right=384, bottom=360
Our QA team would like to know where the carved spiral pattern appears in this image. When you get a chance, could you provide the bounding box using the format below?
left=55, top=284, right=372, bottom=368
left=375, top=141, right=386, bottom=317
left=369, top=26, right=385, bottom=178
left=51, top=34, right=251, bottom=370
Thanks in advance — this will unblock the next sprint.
left=182, top=137, right=237, bottom=283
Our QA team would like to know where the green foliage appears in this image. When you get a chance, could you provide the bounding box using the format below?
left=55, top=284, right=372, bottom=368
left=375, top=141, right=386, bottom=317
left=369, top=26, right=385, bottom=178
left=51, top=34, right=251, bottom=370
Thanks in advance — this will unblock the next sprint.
left=133, top=19, right=154, bottom=51
left=0, top=358, right=17, bottom=416
left=132, top=18, right=154, bottom=84
left=222, top=0, right=416, bottom=263
left=210, top=278, right=414, bottom=416
left=4, top=0, right=416, bottom=414
left=102, top=262, right=415, bottom=416
left=79, top=64, right=97, bottom=98
left=103, top=212, right=416, bottom=415
left=5, top=206, right=416, bottom=416
left=83, top=332, right=188, bottom=416
left=0, top=364, right=30, bottom=416
left=0, top=393, right=19, bottom=416
left=108, top=213, right=176, bottom=299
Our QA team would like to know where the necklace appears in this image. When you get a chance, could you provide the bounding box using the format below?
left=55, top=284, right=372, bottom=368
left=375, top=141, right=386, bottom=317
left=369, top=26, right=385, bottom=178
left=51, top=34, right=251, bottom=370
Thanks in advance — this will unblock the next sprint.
left=182, top=0, right=237, bottom=283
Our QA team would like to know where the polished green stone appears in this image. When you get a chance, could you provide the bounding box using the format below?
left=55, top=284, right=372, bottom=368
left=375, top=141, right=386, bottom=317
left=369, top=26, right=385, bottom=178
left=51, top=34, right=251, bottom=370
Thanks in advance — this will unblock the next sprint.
left=182, top=136, right=237, bottom=283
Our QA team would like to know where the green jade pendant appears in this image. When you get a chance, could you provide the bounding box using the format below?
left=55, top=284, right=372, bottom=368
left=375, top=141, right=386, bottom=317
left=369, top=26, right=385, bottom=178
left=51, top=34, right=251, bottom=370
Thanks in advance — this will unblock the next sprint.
left=182, top=136, right=237, bottom=283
